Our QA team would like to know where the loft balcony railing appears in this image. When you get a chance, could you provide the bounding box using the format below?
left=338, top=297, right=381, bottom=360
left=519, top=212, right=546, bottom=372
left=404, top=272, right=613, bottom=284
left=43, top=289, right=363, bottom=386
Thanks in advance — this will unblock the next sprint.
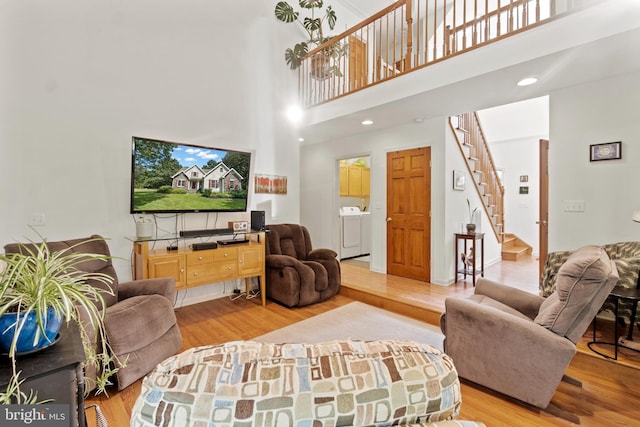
left=298, top=0, right=593, bottom=107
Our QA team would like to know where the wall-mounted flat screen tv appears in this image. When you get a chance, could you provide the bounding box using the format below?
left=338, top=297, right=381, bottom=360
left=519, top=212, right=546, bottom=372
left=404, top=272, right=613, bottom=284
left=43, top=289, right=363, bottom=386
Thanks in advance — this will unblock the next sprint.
left=130, top=136, right=251, bottom=213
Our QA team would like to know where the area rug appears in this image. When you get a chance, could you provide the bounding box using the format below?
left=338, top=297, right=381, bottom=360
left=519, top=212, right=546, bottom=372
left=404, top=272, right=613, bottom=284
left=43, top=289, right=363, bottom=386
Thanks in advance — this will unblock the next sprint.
left=255, top=301, right=444, bottom=350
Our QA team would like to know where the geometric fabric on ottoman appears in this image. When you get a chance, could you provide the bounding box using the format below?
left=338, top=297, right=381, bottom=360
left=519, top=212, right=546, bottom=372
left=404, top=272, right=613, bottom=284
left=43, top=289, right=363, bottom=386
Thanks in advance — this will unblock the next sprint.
left=130, top=340, right=466, bottom=427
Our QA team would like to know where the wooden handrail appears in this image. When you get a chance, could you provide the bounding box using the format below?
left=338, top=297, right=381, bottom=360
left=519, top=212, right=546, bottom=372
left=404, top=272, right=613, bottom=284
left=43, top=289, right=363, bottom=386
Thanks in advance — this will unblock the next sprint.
left=297, top=0, right=584, bottom=108
left=306, top=1, right=406, bottom=59
left=449, top=113, right=505, bottom=242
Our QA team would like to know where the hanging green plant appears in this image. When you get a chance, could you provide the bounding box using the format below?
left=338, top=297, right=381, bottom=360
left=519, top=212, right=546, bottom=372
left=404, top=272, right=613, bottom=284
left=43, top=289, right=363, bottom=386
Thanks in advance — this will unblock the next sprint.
left=275, top=0, right=344, bottom=78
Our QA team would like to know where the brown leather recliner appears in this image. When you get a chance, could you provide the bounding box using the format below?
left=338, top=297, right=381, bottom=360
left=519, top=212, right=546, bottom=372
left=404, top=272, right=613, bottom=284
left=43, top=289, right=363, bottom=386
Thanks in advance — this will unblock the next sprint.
left=4, top=235, right=182, bottom=391
left=265, top=224, right=341, bottom=307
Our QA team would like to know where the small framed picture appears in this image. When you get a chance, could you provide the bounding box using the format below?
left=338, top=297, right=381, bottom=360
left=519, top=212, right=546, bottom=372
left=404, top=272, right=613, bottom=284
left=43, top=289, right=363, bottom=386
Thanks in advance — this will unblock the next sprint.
left=519, top=186, right=529, bottom=195
left=590, top=141, right=621, bottom=161
left=453, top=170, right=465, bottom=191
left=519, top=175, right=528, bottom=182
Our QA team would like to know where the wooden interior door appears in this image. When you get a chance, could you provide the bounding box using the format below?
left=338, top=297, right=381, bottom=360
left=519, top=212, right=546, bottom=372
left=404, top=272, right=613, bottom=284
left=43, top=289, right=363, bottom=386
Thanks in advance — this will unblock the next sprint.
left=348, top=35, right=367, bottom=90
left=538, top=139, right=549, bottom=277
left=386, top=147, right=431, bottom=282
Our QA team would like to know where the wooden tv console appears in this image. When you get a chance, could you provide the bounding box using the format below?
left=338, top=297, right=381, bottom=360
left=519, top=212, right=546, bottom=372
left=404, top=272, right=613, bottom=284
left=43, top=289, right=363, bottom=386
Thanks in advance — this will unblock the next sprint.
left=131, top=232, right=266, bottom=306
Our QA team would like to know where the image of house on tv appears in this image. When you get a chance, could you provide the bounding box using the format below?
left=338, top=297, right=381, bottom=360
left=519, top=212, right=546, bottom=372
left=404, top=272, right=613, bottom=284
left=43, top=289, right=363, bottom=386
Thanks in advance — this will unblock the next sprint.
left=171, top=163, right=243, bottom=193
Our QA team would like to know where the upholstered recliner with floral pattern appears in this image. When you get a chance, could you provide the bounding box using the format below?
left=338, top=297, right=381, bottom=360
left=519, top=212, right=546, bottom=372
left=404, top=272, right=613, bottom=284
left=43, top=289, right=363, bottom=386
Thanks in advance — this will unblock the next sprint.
left=540, top=241, right=640, bottom=332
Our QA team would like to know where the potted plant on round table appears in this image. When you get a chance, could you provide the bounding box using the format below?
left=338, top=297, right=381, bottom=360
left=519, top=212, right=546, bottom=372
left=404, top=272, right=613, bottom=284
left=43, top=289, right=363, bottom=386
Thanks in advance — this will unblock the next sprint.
left=274, top=0, right=343, bottom=79
left=0, top=236, right=121, bottom=403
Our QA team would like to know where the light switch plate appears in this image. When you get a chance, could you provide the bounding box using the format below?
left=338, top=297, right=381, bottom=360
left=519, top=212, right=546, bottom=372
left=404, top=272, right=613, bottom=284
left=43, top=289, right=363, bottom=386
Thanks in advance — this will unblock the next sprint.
left=564, top=200, right=585, bottom=212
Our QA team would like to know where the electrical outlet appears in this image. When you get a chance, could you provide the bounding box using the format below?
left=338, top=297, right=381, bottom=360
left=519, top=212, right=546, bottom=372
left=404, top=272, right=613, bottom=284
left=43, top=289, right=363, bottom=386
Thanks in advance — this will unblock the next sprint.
left=27, top=213, right=46, bottom=226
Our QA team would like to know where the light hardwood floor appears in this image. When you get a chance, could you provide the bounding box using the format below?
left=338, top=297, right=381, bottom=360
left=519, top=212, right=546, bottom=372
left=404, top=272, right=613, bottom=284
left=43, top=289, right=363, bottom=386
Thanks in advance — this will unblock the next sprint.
left=86, top=258, right=640, bottom=426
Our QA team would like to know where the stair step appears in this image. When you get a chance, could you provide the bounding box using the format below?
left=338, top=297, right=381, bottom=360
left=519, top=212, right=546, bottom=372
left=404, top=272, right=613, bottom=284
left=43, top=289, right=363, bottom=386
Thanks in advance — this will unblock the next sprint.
left=502, top=245, right=532, bottom=261
left=468, top=156, right=478, bottom=161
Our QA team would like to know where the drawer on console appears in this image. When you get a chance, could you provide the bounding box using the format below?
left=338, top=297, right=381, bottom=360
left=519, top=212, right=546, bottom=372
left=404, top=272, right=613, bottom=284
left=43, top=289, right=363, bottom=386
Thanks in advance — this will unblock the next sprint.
left=213, top=248, right=238, bottom=262
left=187, top=251, right=215, bottom=266
left=212, top=261, right=239, bottom=280
left=187, top=262, right=238, bottom=285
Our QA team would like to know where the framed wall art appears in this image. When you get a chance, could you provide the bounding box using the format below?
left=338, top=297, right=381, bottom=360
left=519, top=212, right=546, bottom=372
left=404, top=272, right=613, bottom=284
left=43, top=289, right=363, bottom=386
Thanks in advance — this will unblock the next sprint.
left=590, top=141, right=621, bottom=161
left=254, top=174, right=288, bottom=194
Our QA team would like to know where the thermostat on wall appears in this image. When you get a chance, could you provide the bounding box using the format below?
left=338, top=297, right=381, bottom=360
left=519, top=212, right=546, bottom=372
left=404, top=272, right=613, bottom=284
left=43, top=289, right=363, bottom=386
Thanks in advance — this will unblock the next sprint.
left=228, top=221, right=249, bottom=232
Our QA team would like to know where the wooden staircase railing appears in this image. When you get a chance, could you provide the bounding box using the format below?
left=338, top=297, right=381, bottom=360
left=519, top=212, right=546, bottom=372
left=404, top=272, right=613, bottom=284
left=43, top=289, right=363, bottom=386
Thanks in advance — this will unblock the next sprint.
left=449, top=113, right=505, bottom=242
left=297, top=0, right=594, bottom=108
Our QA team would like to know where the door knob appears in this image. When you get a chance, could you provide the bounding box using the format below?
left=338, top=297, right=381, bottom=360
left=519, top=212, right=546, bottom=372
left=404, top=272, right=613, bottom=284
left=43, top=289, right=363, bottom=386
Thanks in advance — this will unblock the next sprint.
left=536, top=220, right=548, bottom=225
left=386, top=217, right=392, bottom=222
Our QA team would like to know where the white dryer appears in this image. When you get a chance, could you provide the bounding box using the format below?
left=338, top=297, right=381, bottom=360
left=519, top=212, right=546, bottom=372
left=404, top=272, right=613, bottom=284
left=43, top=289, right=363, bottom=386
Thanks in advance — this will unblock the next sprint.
left=339, top=207, right=362, bottom=259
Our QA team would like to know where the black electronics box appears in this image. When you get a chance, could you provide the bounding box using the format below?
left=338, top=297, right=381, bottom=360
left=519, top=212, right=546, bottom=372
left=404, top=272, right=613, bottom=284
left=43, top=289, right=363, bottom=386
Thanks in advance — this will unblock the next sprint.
left=251, top=210, right=265, bottom=231
left=217, top=239, right=249, bottom=246
left=192, top=242, right=218, bottom=251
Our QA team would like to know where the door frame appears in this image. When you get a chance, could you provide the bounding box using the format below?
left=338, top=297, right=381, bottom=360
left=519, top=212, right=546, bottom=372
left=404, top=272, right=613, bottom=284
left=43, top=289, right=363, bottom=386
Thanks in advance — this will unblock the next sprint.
left=335, top=153, right=373, bottom=264
left=385, top=146, right=431, bottom=282
left=538, top=139, right=549, bottom=277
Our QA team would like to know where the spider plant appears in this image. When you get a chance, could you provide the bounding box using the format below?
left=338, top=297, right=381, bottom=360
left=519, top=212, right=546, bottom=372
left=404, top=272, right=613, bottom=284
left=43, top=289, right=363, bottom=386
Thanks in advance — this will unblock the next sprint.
left=0, top=235, right=122, bottom=402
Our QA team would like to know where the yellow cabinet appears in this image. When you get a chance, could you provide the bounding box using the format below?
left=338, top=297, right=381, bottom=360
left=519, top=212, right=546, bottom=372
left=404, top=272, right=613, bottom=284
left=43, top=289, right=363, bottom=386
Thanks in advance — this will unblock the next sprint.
left=348, top=165, right=362, bottom=196
left=340, top=164, right=370, bottom=197
left=339, top=165, right=349, bottom=196
left=362, top=167, right=370, bottom=197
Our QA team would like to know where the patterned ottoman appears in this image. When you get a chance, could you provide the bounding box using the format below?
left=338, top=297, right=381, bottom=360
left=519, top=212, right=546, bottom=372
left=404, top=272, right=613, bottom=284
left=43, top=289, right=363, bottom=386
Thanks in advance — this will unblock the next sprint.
left=130, top=340, right=475, bottom=427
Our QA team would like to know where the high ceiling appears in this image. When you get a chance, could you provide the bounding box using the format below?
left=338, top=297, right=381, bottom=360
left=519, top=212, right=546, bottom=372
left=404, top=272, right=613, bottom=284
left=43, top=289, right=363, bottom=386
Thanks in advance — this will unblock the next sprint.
left=298, top=0, right=640, bottom=145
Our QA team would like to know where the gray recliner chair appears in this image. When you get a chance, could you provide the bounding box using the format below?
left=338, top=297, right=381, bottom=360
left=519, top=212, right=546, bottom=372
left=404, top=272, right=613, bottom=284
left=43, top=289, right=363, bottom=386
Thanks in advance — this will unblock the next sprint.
left=265, top=224, right=341, bottom=307
left=5, top=235, right=183, bottom=391
left=440, top=245, right=618, bottom=421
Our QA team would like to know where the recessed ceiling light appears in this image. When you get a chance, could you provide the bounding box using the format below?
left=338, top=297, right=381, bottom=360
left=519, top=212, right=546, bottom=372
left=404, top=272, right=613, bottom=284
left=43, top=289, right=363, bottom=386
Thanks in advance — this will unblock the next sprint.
left=517, top=77, right=538, bottom=86
left=362, top=119, right=373, bottom=125
left=298, top=137, right=305, bottom=142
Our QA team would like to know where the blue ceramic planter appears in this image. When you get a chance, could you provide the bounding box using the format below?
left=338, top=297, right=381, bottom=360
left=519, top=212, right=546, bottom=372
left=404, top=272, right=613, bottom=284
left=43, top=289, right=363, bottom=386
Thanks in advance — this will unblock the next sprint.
left=0, top=307, right=62, bottom=354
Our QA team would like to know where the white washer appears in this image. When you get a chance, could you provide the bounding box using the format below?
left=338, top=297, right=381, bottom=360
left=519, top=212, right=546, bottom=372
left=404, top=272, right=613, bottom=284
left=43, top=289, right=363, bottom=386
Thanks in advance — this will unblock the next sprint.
left=339, top=207, right=362, bottom=259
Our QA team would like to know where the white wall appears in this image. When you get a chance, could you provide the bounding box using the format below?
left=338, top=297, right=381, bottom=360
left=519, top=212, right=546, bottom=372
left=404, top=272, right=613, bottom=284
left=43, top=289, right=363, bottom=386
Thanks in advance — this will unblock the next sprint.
left=300, top=117, right=502, bottom=285
left=0, top=1, right=301, bottom=305
left=549, top=71, right=640, bottom=250
left=477, top=96, right=549, bottom=256
left=444, top=125, right=503, bottom=278
left=490, top=137, right=541, bottom=254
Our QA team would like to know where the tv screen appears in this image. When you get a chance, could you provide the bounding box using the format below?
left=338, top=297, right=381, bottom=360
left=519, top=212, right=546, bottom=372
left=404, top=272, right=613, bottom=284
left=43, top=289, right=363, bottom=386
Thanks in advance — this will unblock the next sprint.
left=130, top=137, right=251, bottom=214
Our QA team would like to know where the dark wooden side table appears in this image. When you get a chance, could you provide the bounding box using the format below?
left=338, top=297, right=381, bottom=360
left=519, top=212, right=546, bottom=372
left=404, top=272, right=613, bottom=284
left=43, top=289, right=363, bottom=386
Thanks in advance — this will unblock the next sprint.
left=0, top=321, right=86, bottom=427
left=454, top=232, right=485, bottom=286
left=588, top=285, right=640, bottom=360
